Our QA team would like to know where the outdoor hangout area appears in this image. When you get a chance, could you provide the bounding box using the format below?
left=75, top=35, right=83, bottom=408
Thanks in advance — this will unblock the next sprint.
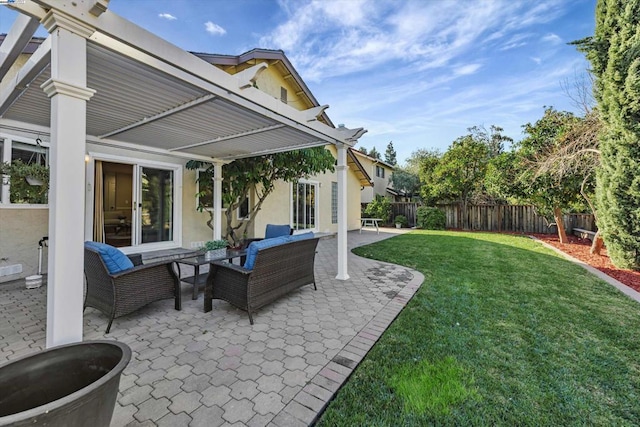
left=1, top=229, right=421, bottom=425
left=3, top=0, right=640, bottom=425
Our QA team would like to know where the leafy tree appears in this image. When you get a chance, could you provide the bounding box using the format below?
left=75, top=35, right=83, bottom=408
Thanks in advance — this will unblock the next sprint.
left=425, top=135, right=489, bottom=229
left=514, top=108, right=585, bottom=243
left=384, top=141, right=397, bottom=165
left=406, top=148, right=438, bottom=176
left=576, top=0, right=640, bottom=269
left=187, top=147, right=335, bottom=245
left=368, top=147, right=381, bottom=160
left=389, top=168, right=421, bottom=200
left=364, top=194, right=392, bottom=223
left=467, top=125, right=513, bottom=158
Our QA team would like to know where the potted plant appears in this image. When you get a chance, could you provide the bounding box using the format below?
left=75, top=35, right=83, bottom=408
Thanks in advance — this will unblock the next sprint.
left=203, top=239, right=228, bottom=260
left=0, top=160, right=49, bottom=204
left=394, top=215, right=408, bottom=229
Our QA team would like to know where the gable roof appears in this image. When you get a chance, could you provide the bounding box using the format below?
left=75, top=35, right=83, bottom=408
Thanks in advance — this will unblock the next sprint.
left=194, top=48, right=333, bottom=127
left=351, top=149, right=395, bottom=170
left=347, top=148, right=373, bottom=187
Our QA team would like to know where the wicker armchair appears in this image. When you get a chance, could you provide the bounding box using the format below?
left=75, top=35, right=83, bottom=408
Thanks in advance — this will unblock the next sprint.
left=204, top=237, right=319, bottom=324
left=84, top=247, right=181, bottom=333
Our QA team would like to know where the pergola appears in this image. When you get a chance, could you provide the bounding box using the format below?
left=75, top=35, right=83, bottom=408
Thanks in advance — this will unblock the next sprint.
left=0, top=0, right=365, bottom=347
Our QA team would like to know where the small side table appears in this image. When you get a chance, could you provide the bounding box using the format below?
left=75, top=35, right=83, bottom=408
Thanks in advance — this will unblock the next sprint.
left=177, top=249, right=246, bottom=300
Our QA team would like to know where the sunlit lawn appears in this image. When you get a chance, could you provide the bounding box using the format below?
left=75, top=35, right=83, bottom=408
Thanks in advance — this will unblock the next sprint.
left=318, top=230, right=640, bottom=426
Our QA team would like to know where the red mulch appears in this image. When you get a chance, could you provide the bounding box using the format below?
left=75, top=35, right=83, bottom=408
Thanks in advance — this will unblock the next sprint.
left=531, top=233, right=640, bottom=292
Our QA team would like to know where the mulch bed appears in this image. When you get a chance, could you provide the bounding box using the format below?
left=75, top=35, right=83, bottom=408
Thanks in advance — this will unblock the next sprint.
left=531, top=233, right=640, bottom=293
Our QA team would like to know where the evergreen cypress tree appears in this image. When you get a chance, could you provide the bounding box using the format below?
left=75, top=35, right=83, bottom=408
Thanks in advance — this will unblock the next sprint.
left=581, top=0, right=640, bottom=269
left=384, top=141, right=398, bottom=165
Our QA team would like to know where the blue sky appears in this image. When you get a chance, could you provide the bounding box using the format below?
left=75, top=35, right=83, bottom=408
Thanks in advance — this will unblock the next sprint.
left=0, top=0, right=596, bottom=164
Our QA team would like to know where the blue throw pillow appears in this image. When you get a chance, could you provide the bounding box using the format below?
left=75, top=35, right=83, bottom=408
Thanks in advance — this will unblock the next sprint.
left=243, top=236, right=290, bottom=270
left=264, top=224, right=291, bottom=239
left=85, top=241, right=134, bottom=274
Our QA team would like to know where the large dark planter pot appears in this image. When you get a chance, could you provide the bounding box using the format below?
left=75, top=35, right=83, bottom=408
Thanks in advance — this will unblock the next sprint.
left=0, top=340, right=131, bottom=427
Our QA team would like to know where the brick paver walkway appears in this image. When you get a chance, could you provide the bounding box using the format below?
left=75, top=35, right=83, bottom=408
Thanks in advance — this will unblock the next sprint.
left=0, top=229, right=424, bottom=426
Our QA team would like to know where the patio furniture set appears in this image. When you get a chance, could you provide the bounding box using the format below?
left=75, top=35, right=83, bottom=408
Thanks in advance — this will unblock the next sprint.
left=83, top=225, right=318, bottom=332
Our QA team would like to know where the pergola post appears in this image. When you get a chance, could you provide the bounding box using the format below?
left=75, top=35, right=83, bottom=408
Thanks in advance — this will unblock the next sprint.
left=41, top=12, right=95, bottom=347
left=213, top=161, right=223, bottom=241
left=336, top=144, right=349, bottom=280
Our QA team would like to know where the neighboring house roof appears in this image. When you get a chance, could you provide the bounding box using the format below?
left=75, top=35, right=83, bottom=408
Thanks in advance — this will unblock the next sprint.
left=347, top=148, right=373, bottom=187
left=351, top=149, right=395, bottom=170
left=193, top=48, right=334, bottom=127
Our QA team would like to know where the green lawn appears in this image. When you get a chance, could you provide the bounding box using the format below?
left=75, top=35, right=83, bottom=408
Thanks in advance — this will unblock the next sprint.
left=317, top=231, right=640, bottom=426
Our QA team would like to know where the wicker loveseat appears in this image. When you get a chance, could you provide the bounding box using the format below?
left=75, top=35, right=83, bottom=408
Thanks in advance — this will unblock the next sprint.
left=204, top=235, right=319, bottom=324
left=84, top=244, right=181, bottom=333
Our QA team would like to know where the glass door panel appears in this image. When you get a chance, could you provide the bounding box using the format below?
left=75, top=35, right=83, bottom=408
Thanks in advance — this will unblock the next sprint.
left=139, top=167, right=174, bottom=244
left=101, top=162, right=133, bottom=248
left=292, top=182, right=317, bottom=232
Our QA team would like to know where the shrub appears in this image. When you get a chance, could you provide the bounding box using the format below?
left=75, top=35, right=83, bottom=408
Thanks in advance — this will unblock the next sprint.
left=364, top=195, right=392, bottom=223
left=417, top=207, right=446, bottom=230
left=394, top=215, right=409, bottom=227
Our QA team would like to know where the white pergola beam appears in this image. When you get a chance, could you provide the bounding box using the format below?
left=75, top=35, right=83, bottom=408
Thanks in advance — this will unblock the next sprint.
left=12, top=0, right=354, bottom=146
left=0, top=36, right=51, bottom=116
left=98, top=94, right=216, bottom=138
left=0, top=13, right=41, bottom=80
left=169, top=124, right=286, bottom=152
left=236, top=63, right=267, bottom=89
left=304, top=105, right=329, bottom=122
left=217, top=140, right=328, bottom=161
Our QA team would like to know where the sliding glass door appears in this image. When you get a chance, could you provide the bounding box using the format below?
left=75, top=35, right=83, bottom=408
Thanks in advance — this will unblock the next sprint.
left=91, top=158, right=179, bottom=249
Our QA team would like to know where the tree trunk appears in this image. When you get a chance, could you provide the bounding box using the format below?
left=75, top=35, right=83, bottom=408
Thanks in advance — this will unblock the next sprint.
left=553, top=207, right=568, bottom=243
left=590, top=230, right=604, bottom=255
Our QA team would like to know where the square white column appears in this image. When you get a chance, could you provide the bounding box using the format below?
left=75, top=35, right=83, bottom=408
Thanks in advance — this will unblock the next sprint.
left=41, top=22, right=95, bottom=347
left=336, top=145, right=349, bottom=280
left=213, top=162, right=223, bottom=241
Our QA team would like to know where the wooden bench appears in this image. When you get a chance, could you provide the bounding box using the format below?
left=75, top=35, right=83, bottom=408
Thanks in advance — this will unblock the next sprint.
left=572, top=227, right=597, bottom=241
left=203, top=237, right=319, bottom=324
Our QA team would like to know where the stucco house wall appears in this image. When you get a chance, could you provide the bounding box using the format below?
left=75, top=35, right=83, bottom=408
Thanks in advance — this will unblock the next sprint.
left=353, top=151, right=394, bottom=203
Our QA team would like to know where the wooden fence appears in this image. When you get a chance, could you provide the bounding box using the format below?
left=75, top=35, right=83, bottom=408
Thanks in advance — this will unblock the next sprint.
left=437, top=203, right=595, bottom=234
left=361, top=202, right=420, bottom=226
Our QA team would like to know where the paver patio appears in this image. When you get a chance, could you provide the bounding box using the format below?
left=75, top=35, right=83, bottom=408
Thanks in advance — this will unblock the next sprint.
left=0, top=229, right=423, bottom=426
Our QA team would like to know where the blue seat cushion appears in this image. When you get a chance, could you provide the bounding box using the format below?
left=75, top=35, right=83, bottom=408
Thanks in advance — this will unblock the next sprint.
left=85, top=241, right=134, bottom=274
left=243, top=236, right=290, bottom=270
left=264, top=224, right=291, bottom=239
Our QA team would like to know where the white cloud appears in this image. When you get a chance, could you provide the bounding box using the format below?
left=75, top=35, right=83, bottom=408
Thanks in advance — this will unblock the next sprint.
left=454, top=63, right=482, bottom=76
left=158, top=13, right=177, bottom=20
left=258, top=0, right=569, bottom=82
left=542, top=32, right=562, bottom=44
left=205, top=21, right=226, bottom=36
left=531, top=57, right=542, bottom=65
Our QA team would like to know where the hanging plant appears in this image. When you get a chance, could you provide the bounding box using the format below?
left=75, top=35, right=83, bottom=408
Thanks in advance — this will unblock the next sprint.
left=0, top=160, right=50, bottom=204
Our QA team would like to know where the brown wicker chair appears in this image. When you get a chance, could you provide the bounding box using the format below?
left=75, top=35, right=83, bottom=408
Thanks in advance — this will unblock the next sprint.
left=84, top=247, right=181, bottom=333
left=204, top=237, right=319, bottom=324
